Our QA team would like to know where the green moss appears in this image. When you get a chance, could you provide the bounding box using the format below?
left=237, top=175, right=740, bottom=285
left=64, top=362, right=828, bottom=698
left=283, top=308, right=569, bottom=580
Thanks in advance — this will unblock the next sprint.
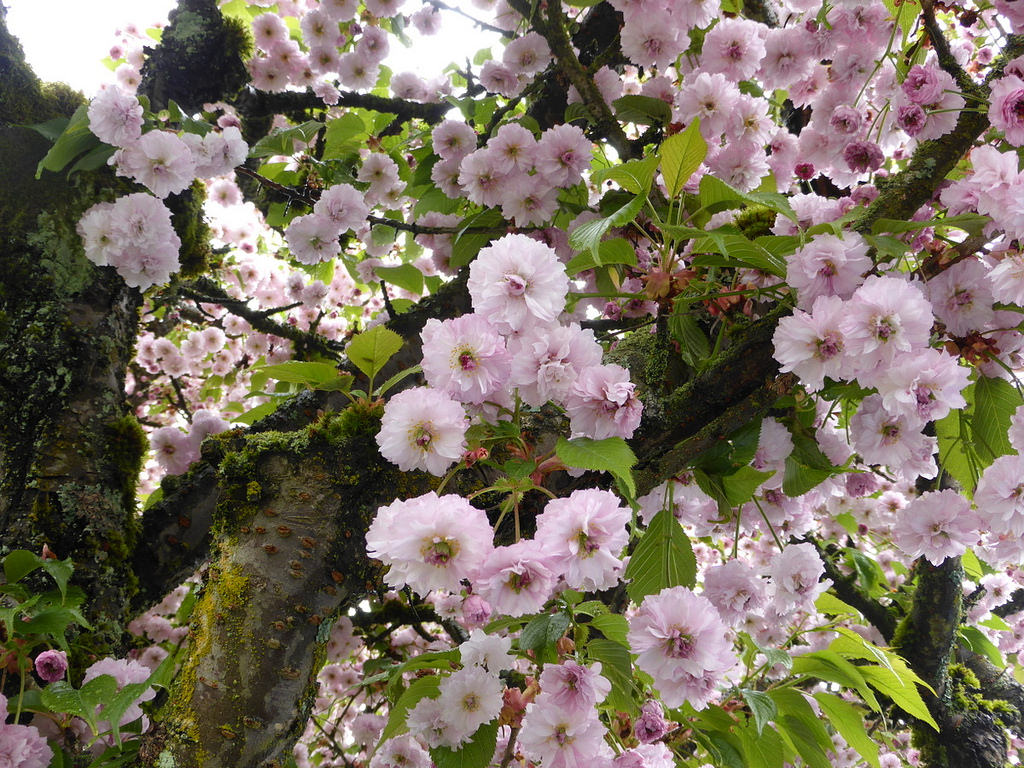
left=733, top=204, right=776, bottom=240
left=167, top=180, right=215, bottom=278
left=105, top=413, right=149, bottom=506
left=138, top=0, right=253, bottom=112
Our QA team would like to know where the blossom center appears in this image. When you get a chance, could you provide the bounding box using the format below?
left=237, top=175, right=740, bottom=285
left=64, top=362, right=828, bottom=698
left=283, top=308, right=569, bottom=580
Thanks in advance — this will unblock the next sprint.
left=422, top=536, right=459, bottom=567
left=666, top=628, right=696, bottom=659
left=504, top=273, right=528, bottom=296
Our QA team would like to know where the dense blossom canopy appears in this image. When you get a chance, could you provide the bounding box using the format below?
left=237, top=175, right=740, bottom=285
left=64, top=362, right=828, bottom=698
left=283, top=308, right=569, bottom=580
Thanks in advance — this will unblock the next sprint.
left=11, top=0, right=1024, bottom=765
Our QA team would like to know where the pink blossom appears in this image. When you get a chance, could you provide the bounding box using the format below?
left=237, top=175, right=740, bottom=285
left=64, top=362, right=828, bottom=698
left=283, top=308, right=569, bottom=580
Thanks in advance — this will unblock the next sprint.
left=314, top=183, right=369, bottom=233
left=87, top=86, right=143, bottom=147
left=675, top=72, right=739, bottom=141
left=633, top=700, right=669, bottom=743
left=787, top=233, right=870, bottom=309
left=112, top=131, right=197, bottom=198
left=369, top=735, right=431, bottom=768
left=488, top=123, right=538, bottom=175
left=620, top=11, right=681, bottom=71
left=375, top=387, right=468, bottom=476
left=366, top=492, right=493, bottom=595
left=902, top=65, right=943, bottom=105
left=420, top=314, right=511, bottom=404
left=0, top=702, right=51, bottom=768
left=151, top=426, right=198, bottom=475
left=500, top=175, right=560, bottom=226
left=759, top=27, right=815, bottom=91
left=510, top=322, right=603, bottom=407
left=472, top=540, right=558, bottom=616
left=627, top=586, right=735, bottom=710
left=849, top=395, right=936, bottom=477
left=284, top=213, right=342, bottom=265
left=864, top=348, right=970, bottom=423
left=768, top=542, right=829, bottom=611
left=432, top=120, right=478, bottom=161
left=703, top=559, right=768, bottom=626
left=458, top=149, right=505, bottom=207
left=535, top=488, right=630, bottom=591
left=840, top=276, right=933, bottom=371
left=535, top=124, right=592, bottom=187
left=436, top=666, right=503, bottom=746
left=538, top=660, right=611, bottom=715
left=183, top=126, right=248, bottom=179
left=503, top=32, right=552, bottom=75
left=480, top=60, right=523, bottom=97
left=459, top=628, right=513, bottom=672
left=467, top=234, right=569, bottom=333
left=34, top=650, right=67, bottom=683
left=893, top=490, right=979, bottom=565
left=989, top=251, right=1024, bottom=306
left=566, top=364, right=642, bottom=440
left=700, top=18, right=765, bottom=82
left=990, top=75, right=1024, bottom=147
left=975, top=454, right=1024, bottom=536
left=519, top=701, right=613, bottom=768
left=338, top=52, right=380, bottom=90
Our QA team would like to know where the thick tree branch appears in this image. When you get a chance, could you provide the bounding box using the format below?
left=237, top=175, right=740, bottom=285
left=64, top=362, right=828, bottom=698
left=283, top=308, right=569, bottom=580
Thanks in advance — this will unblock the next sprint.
left=233, top=87, right=451, bottom=125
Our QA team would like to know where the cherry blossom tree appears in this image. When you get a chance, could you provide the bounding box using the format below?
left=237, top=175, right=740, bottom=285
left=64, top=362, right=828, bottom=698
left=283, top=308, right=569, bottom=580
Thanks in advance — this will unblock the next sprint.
left=5, top=0, right=1024, bottom=766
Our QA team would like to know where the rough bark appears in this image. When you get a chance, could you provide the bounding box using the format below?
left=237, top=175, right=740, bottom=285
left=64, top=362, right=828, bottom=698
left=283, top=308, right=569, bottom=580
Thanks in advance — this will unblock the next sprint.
left=0, top=14, right=145, bottom=647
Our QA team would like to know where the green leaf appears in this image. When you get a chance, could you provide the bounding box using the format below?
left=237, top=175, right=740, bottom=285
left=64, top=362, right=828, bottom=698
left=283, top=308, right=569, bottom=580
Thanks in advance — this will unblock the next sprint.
left=936, top=406, right=976, bottom=493
left=323, top=113, right=367, bottom=159
left=770, top=689, right=833, bottom=768
left=568, top=195, right=646, bottom=261
left=973, top=375, right=1021, bottom=464
left=566, top=238, right=638, bottom=275
left=660, top=121, right=706, bottom=197
left=859, top=664, right=938, bottom=730
left=736, top=722, right=786, bottom=768
left=255, top=361, right=353, bottom=392
left=378, top=675, right=440, bottom=747
left=4, top=550, right=43, bottom=584
left=624, top=508, right=697, bottom=603
left=667, top=311, right=710, bottom=368
left=591, top=155, right=660, bottom=195
left=813, top=692, right=880, bottom=768
left=741, top=689, right=777, bottom=736
left=612, top=95, right=673, bottom=126
left=815, top=592, right=860, bottom=617
left=36, top=105, right=101, bottom=178
left=555, top=436, right=637, bottom=498
left=377, top=264, right=424, bottom=295
left=69, top=144, right=116, bottom=173
left=520, top=613, right=570, bottom=665
left=588, top=613, right=630, bottom=645
left=430, top=720, right=499, bottom=768
left=346, top=325, right=404, bottom=381
left=375, top=364, right=423, bottom=398
left=960, top=625, right=1004, bottom=666
left=721, top=466, right=773, bottom=506
left=449, top=209, right=505, bottom=269
left=870, top=212, right=989, bottom=237
left=782, top=457, right=834, bottom=497
left=587, top=638, right=638, bottom=715
left=792, top=650, right=881, bottom=712
left=249, top=119, right=323, bottom=158
left=26, top=116, right=70, bottom=141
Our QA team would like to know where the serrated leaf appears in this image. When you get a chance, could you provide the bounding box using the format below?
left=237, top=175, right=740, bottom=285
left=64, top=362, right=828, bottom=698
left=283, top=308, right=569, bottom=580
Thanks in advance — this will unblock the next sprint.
left=323, top=113, right=367, bottom=159
left=721, top=466, right=773, bottom=506
left=568, top=195, right=645, bottom=261
left=792, top=650, right=881, bottom=712
left=591, top=155, right=660, bottom=195
left=625, top=508, right=697, bottom=603
left=587, top=638, right=638, bottom=715
left=377, top=264, right=424, bottom=295
left=859, top=665, right=938, bottom=730
left=520, top=613, right=570, bottom=665
left=815, top=592, right=860, bottom=617
left=813, top=692, right=880, bottom=768
left=555, top=436, right=637, bottom=498
left=588, top=613, right=629, bottom=645
left=668, top=312, right=710, bottom=368
left=973, top=375, right=1021, bottom=464
left=256, top=361, right=353, bottom=392
left=612, top=95, right=673, bottom=126
left=4, top=550, right=43, bottom=584
left=347, top=326, right=404, bottom=381
left=430, top=720, right=499, bottom=768
left=741, top=689, right=777, bottom=735
left=378, top=675, right=440, bottom=747
left=660, top=121, right=706, bottom=197
left=770, top=689, right=832, bottom=768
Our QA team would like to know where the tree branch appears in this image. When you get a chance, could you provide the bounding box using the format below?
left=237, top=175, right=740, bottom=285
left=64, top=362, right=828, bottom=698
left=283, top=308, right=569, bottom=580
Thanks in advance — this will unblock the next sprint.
left=233, top=87, right=451, bottom=125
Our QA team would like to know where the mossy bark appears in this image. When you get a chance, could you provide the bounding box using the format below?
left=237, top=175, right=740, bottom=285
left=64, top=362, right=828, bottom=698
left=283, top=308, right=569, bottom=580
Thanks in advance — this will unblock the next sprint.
left=0, top=14, right=144, bottom=647
left=151, top=412, right=443, bottom=768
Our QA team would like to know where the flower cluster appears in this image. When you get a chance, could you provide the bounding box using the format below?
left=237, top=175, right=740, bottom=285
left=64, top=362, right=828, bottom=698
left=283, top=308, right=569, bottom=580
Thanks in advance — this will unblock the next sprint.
left=376, top=233, right=643, bottom=477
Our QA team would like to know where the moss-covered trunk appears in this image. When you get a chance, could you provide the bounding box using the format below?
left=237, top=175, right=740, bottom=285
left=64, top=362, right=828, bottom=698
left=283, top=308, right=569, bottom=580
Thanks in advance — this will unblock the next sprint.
left=151, top=412, right=441, bottom=767
left=0, top=13, right=145, bottom=647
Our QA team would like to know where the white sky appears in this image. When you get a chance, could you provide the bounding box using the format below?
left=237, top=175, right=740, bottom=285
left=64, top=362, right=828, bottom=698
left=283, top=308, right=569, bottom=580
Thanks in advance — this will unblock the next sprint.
left=4, top=0, right=497, bottom=95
